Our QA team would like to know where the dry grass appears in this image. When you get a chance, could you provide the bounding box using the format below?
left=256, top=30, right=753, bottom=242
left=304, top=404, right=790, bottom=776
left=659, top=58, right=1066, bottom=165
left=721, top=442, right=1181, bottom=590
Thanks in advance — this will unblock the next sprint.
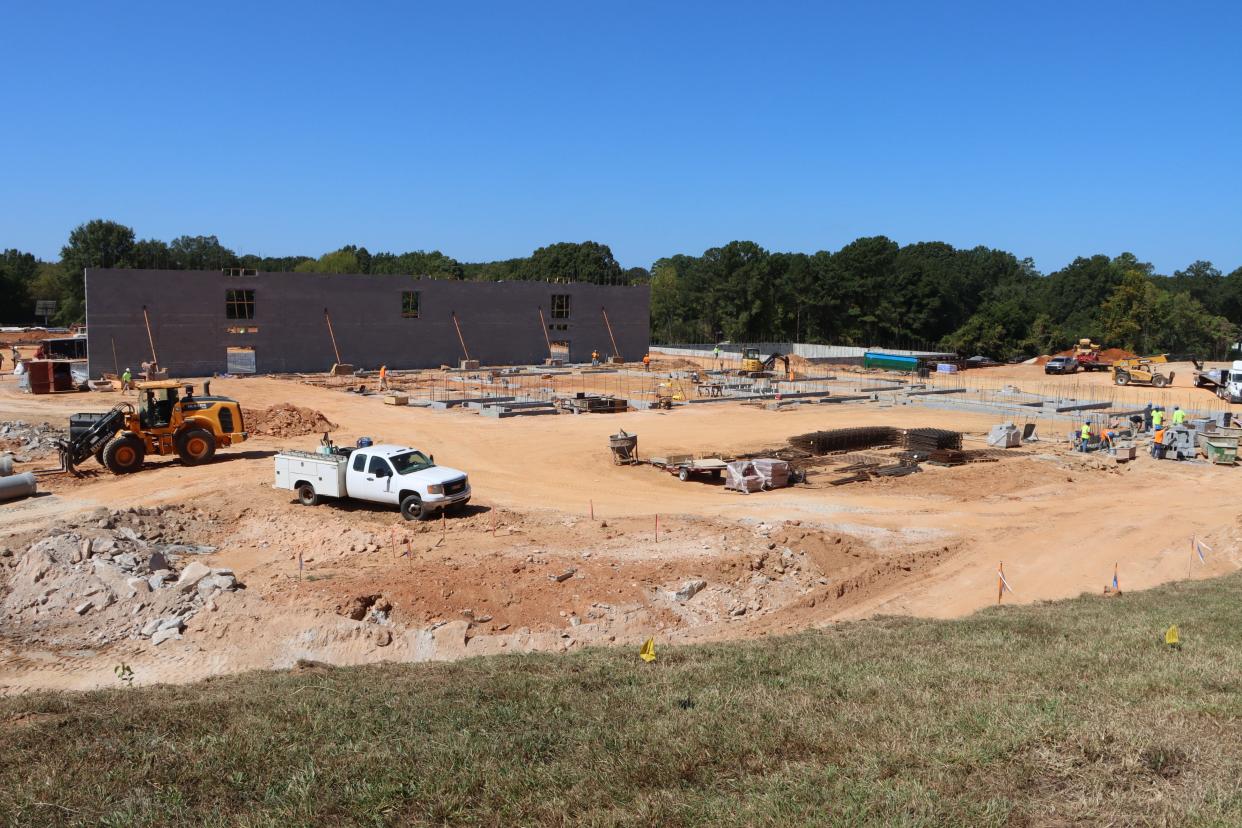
left=3, top=575, right=1242, bottom=826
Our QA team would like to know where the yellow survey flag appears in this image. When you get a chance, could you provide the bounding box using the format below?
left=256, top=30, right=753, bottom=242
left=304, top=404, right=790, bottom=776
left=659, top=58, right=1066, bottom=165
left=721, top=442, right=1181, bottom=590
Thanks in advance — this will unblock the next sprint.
left=639, top=637, right=656, bottom=663
left=1165, top=625, right=1180, bottom=646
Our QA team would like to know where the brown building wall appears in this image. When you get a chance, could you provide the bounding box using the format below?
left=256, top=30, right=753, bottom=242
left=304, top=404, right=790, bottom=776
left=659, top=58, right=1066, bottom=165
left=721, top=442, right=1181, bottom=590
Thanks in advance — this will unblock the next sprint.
left=85, top=269, right=650, bottom=377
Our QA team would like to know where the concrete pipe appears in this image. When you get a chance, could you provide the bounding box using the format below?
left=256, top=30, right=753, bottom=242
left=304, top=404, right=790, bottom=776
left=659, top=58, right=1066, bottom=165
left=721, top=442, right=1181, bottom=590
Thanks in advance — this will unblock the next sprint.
left=0, top=455, right=12, bottom=477
left=0, top=472, right=36, bottom=501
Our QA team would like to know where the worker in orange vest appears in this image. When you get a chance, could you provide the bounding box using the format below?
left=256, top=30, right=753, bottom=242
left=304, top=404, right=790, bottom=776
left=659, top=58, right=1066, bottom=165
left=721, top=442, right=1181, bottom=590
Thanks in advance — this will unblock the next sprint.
left=378, top=364, right=389, bottom=392
left=591, top=350, right=600, bottom=367
left=642, top=353, right=651, bottom=371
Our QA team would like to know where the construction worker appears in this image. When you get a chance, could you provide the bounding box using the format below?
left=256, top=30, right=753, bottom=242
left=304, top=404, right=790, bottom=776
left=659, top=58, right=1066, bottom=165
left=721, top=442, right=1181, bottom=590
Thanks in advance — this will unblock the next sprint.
left=591, top=350, right=600, bottom=367
left=1151, top=426, right=1166, bottom=459
left=1143, top=402, right=1153, bottom=431
left=1079, top=421, right=1092, bottom=453
left=713, top=344, right=721, bottom=370
left=642, top=353, right=651, bottom=372
left=1151, top=405, right=1164, bottom=431
left=1172, top=405, right=1186, bottom=426
left=121, top=367, right=133, bottom=394
left=378, top=364, right=389, bottom=392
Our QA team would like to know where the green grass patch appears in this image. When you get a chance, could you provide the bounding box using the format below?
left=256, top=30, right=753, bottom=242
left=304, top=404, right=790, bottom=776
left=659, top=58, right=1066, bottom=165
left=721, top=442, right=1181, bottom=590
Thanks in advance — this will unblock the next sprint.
left=4, top=575, right=1242, bottom=826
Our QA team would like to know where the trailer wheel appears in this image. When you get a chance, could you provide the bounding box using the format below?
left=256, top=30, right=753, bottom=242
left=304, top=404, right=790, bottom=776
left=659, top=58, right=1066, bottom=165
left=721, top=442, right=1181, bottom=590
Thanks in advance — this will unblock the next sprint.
left=1152, top=374, right=1169, bottom=388
left=1114, top=372, right=1131, bottom=386
left=103, top=435, right=145, bottom=474
left=678, top=467, right=690, bottom=482
left=297, top=483, right=319, bottom=506
left=176, top=428, right=217, bottom=465
left=401, top=493, right=432, bottom=521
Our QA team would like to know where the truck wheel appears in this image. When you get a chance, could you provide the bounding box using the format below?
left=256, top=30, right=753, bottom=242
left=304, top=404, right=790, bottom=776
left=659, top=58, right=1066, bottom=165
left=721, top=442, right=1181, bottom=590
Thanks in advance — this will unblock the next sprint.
left=103, top=435, right=145, bottom=474
left=1115, top=372, right=1130, bottom=386
left=176, top=428, right=217, bottom=465
left=678, top=467, right=690, bottom=482
left=401, top=494, right=432, bottom=521
left=297, top=483, right=319, bottom=506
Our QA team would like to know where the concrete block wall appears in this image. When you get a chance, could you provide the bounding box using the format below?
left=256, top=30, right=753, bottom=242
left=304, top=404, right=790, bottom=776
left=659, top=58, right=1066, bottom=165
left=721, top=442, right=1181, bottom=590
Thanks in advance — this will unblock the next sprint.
left=85, top=269, right=650, bottom=377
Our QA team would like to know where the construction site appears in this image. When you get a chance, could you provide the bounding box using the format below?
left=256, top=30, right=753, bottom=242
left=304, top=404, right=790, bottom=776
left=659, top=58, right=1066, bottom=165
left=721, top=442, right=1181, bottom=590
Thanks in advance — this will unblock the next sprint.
left=3, top=318, right=1242, bottom=693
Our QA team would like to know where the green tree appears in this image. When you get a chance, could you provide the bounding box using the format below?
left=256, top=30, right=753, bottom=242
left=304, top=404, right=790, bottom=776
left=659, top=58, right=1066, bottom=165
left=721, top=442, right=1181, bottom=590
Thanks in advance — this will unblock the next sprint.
left=131, top=239, right=173, bottom=269
left=0, top=249, right=40, bottom=324
left=169, top=235, right=238, bottom=270
left=523, top=241, right=625, bottom=284
left=1099, top=271, right=1161, bottom=353
left=58, top=219, right=138, bottom=322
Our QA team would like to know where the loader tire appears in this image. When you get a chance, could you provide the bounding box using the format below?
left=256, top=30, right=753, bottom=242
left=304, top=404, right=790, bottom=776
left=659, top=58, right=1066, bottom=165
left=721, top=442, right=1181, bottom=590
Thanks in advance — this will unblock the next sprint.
left=1152, top=374, right=1169, bottom=388
left=176, top=428, right=217, bottom=465
left=1114, top=372, right=1130, bottom=386
left=103, top=435, right=145, bottom=474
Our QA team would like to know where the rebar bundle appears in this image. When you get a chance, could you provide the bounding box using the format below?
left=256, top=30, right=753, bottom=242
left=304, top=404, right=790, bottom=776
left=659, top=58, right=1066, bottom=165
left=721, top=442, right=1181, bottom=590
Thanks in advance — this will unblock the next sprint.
left=788, top=426, right=901, bottom=455
left=789, top=426, right=962, bottom=456
left=902, top=428, right=962, bottom=453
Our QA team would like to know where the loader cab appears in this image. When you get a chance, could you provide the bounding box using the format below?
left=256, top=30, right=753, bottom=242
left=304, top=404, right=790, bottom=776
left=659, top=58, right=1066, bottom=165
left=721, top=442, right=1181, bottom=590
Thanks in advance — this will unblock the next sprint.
left=136, top=381, right=188, bottom=429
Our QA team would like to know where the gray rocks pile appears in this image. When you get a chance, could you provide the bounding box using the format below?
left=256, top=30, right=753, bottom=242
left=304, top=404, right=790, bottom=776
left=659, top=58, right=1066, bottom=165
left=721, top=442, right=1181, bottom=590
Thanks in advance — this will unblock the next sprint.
left=0, top=420, right=66, bottom=461
left=0, top=505, right=238, bottom=648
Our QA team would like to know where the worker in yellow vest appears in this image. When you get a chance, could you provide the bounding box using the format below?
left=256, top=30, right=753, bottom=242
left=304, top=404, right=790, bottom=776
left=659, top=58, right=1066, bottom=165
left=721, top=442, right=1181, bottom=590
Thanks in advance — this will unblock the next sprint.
left=1079, top=421, right=1092, bottom=453
left=1152, top=406, right=1164, bottom=430
left=1172, top=406, right=1186, bottom=426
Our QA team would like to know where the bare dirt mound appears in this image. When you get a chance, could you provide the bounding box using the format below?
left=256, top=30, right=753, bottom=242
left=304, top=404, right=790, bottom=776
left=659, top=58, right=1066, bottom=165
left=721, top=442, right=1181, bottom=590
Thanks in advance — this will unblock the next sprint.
left=243, top=404, right=337, bottom=438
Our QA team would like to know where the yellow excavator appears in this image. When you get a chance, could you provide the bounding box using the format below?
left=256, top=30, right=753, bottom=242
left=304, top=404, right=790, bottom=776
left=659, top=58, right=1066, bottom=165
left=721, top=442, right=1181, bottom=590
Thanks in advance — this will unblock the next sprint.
left=1111, top=354, right=1174, bottom=388
left=740, top=348, right=793, bottom=379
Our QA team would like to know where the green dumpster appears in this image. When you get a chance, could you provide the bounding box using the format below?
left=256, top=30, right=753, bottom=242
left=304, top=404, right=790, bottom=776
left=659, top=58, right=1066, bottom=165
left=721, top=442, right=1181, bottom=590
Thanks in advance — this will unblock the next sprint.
left=1204, top=436, right=1238, bottom=465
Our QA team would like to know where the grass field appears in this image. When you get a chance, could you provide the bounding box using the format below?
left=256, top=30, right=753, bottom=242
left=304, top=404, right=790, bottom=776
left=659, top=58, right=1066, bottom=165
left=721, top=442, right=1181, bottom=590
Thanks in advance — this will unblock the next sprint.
left=4, top=576, right=1242, bottom=827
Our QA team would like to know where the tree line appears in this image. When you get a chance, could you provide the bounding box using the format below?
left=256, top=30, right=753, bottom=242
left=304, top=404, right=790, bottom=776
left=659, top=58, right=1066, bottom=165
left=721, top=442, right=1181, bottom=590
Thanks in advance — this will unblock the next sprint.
left=2, top=219, right=1239, bottom=359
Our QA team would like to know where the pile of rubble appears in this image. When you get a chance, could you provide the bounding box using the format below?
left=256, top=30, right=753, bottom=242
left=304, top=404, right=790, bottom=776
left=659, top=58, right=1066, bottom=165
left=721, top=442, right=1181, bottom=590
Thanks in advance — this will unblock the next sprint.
left=0, top=420, right=66, bottom=461
left=0, top=506, right=242, bottom=649
left=242, top=403, right=338, bottom=438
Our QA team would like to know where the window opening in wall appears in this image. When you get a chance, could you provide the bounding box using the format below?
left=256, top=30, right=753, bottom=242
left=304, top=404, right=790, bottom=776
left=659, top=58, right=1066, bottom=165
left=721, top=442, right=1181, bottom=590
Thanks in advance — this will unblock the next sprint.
left=226, top=289, right=255, bottom=319
left=547, top=323, right=568, bottom=332
left=226, top=326, right=259, bottom=334
left=226, top=346, right=256, bottom=374
left=550, top=340, right=570, bottom=359
left=401, top=291, right=420, bottom=318
left=551, top=294, right=571, bottom=319
left=223, top=268, right=258, bottom=276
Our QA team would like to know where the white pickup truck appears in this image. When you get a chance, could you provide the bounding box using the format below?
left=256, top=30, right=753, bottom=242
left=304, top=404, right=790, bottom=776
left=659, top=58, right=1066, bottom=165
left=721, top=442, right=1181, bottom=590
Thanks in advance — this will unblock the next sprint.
left=274, top=443, right=471, bottom=520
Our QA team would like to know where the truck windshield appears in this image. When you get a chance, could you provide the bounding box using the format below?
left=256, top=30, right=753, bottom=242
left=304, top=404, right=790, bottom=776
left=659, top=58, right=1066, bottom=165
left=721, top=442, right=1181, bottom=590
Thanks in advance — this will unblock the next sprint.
left=391, top=451, right=434, bottom=475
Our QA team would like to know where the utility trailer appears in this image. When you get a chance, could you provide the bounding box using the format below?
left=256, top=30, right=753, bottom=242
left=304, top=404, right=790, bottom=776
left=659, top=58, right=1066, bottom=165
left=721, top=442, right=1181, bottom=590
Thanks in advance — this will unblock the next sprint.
left=649, top=454, right=728, bottom=482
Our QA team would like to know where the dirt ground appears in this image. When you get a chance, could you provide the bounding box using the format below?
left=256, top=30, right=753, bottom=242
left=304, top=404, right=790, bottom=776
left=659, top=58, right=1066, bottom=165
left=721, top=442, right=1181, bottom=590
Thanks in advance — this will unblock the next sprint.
left=2, top=363, right=1241, bottom=693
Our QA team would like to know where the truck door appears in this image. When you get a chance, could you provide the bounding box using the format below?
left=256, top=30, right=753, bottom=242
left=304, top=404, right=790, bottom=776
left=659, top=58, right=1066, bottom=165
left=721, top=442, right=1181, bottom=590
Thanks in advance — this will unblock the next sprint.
left=349, top=453, right=400, bottom=504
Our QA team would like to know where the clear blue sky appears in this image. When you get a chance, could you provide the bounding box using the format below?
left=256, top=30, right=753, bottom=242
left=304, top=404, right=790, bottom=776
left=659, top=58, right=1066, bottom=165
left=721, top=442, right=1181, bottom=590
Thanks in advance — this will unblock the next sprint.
left=3, top=1, right=1240, bottom=274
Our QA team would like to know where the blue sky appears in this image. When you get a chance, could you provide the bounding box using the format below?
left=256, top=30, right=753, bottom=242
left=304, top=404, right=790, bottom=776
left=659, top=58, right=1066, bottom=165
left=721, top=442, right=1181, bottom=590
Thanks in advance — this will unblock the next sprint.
left=2, top=1, right=1240, bottom=274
